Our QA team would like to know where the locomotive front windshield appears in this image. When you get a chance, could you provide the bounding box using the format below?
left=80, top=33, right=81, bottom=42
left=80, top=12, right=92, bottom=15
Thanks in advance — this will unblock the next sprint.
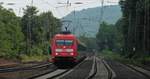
left=56, top=40, right=73, bottom=46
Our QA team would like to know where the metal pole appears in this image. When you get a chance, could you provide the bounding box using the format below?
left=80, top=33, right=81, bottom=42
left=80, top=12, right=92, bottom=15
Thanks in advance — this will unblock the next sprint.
left=148, top=0, right=150, bottom=55
left=28, top=0, right=34, bottom=55
left=28, top=14, right=31, bottom=55
left=143, top=0, right=146, bottom=55
left=100, top=0, right=104, bottom=24
left=73, top=9, right=76, bottom=34
left=31, top=0, right=33, bottom=6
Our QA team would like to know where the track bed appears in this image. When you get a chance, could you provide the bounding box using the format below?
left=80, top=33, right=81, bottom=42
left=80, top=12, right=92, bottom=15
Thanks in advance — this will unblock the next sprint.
left=106, top=60, right=149, bottom=79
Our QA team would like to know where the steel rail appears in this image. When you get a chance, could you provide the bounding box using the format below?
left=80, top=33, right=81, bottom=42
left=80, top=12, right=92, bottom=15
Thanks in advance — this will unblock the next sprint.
left=47, top=57, right=87, bottom=79
left=124, top=64, right=150, bottom=79
left=86, top=56, right=97, bottom=79
left=102, top=60, right=113, bottom=79
left=0, top=62, right=53, bottom=73
left=29, top=57, right=86, bottom=79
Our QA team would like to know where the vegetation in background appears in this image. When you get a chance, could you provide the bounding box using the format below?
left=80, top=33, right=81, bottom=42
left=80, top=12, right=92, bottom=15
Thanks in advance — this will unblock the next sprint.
left=96, top=22, right=123, bottom=52
left=21, top=6, right=61, bottom=56
left=97, top=0, right=150, bottom=65
left=79, top=35, right=98, bottom=51
left=0, top=5, right=24, bottom=59
left=100, top=50, right=122, bottom=60
left=0, top=5, right=61, bottom=61
left=100, top=50, right=145, bottom=66
left=119, top=0, right=150, bottom=58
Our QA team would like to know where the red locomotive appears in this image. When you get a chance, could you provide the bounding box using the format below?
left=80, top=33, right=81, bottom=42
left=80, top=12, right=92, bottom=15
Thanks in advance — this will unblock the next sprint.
left=50, top=31, right=79, bottom=63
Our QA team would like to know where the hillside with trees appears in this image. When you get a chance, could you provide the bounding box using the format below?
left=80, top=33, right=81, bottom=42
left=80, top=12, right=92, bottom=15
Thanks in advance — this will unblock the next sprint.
left=63, top=5, right=121, bottom=37
left=96, top=22, right=123, bottom=52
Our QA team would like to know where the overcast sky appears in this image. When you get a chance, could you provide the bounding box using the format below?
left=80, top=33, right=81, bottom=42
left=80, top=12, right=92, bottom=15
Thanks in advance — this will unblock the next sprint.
left=0, top=0, right=119, bottom=18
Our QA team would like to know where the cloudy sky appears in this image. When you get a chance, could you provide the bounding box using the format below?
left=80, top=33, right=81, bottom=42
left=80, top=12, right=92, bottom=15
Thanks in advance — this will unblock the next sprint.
left=0, top=0, right=119, bottom=18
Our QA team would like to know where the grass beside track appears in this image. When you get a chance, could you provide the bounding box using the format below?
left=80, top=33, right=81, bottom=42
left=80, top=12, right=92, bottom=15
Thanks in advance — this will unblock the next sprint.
left=99, top=50, right=150, bottom=66
left=20, top=55, right=49, bottom=62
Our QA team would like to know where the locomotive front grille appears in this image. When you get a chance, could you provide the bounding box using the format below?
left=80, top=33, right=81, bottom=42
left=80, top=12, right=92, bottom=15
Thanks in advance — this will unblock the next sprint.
left=55, top=48, right=74, bottom=53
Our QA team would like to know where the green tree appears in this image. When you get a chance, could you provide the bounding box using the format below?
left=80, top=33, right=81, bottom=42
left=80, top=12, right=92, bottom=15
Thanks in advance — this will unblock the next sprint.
left=79, top=35, right=98, bottom=51
left=96, top=22, right=120, bottom=51
left=119, top=0, right=150, bottom=58
left=0, top=6, right=24, bottom=59
left=21, top=6, right=61, bottom=55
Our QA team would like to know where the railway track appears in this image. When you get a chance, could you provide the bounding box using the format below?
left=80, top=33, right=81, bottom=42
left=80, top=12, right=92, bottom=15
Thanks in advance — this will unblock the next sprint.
left=0, top=56, right=86, bottom=79
left=126, top=64, right=150, bottom=79
left=86, top=57, right=150, bottom=79
left=2, top=56, right=149, bottom=79
left=132, top=64, right=150, bottom=71
left=33, top=56, right=88, bottom=79
left=0, top=62, right=57, bottom=79
left=33, top=69, right=69, bottom=79
left=87, top=57, right=113, bottom=79
left=0, top=62, right=53, bottom=73
left=90, top=57, right=150, bottom=79
left=86, top=56, right=97, bottom=79
left=106, top=59, right=150, bottom=79
left=34, top=56, right=114, bottom=79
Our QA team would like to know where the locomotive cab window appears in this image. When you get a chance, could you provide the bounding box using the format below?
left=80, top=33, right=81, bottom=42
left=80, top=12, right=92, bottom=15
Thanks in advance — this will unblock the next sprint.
left=56, top=40, right=73, bottom=46
left=65, top=40, right=73, bottom=46
left=56, top=40, right=64, bottom=46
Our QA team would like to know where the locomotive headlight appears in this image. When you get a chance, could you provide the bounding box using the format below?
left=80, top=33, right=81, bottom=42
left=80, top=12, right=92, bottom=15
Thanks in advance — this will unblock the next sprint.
left=55, top=49, right=63, bottom=52
left=56, top=53, right=58, bottom=55
left=70, top=53, right=74, bottom=55
left=65, top=49, right=73, bottom=52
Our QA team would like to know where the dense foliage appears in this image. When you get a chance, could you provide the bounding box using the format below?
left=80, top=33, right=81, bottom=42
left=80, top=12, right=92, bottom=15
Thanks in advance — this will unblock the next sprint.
left=0, top=6, right=24, bottom=59
left=0, top=5, right=61, bottom=59
left=21, top=6, right=61, bottom=56
left=79, top=35, right=98, bottom=51
left=119, top=0, right=150, bottom=58
left=97, top=0, right=150, bottom=60
left=96, top=22, right=123, bottom=52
